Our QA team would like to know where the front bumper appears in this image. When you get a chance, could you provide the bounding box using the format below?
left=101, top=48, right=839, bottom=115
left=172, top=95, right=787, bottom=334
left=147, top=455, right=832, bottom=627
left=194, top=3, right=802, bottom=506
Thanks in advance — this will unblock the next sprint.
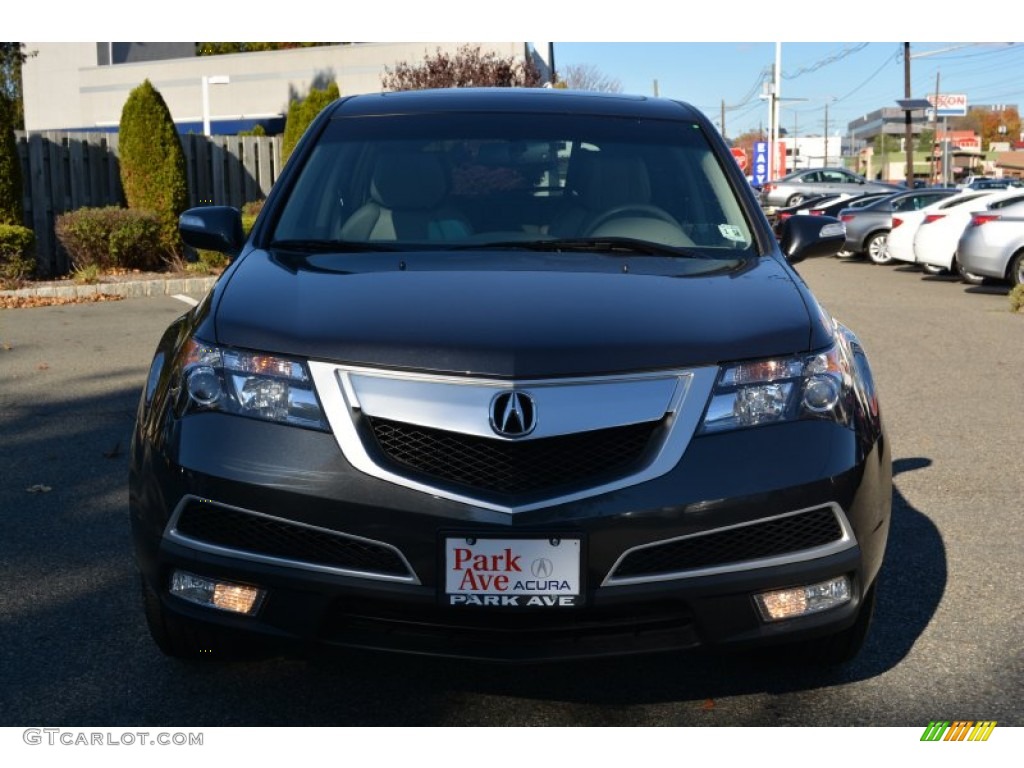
left=130, top=411, right=891, bottom=661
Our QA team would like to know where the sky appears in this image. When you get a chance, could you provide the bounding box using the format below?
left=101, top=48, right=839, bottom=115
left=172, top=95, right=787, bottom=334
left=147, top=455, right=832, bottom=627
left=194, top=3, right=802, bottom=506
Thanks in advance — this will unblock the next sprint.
left=553, top=41, right=1024, bottom=139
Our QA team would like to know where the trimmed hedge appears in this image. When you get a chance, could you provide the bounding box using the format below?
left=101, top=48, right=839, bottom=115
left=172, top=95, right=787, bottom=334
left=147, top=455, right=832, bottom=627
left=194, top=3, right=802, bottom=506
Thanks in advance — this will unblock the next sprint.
left=0, top=223, right=35, bottom=285
left=0, top=97, right=24, bottom=226
left=54, top=207, right=164, bottom=271
left=281, top=82, right=340, bottom=164
left=118, top=80, right=189, bottom=256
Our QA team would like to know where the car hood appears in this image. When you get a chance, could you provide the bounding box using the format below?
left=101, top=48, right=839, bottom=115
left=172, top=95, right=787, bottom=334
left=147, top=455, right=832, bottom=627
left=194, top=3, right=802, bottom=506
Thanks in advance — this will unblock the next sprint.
left=209, top=249, right=829, bottom=378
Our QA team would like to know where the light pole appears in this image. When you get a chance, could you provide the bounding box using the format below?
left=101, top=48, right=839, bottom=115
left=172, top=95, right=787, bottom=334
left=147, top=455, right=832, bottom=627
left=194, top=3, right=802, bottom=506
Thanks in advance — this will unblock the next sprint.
left=201, top=75, right=231, bottom=137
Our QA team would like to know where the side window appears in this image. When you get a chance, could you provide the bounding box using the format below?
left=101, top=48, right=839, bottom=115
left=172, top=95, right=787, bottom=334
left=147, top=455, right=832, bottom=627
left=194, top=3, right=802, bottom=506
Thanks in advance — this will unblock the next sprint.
left=989, top=195, right=1024, bottom=210
left=802, top=171, right=821, bottom=183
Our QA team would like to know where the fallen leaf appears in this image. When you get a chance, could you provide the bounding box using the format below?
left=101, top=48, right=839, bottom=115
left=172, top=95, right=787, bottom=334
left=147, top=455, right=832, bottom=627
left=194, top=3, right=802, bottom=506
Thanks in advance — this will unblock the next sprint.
left=26, top=484, right=52, bottom=493
left=37, top=362, right=50, bottom=370
left=0, top=294, right=126, bottom=310
left=701, top=698, right=716, bottom=711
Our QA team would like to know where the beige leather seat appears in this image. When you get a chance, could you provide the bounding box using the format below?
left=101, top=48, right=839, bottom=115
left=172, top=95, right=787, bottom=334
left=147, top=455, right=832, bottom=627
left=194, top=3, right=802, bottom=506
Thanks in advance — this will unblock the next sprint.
left=340, top=152, right=472, bottom=242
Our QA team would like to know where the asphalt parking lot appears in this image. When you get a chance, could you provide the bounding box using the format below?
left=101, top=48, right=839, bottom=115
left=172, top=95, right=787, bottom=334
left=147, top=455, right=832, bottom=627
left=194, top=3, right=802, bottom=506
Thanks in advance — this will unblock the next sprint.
left=0, top=258, right=1021, bottom=727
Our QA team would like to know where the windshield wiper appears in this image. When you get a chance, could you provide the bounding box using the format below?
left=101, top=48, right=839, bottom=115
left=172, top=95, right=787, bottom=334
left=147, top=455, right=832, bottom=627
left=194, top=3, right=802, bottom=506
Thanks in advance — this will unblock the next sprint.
left=269, top=239, right=401, bottom=253
left=454, top=237, right=708, bottom=258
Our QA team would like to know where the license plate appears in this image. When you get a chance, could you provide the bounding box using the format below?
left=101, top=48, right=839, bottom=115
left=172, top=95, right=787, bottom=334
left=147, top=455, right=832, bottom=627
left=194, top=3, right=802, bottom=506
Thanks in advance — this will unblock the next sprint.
left=444, top=536, right=582, bottom=607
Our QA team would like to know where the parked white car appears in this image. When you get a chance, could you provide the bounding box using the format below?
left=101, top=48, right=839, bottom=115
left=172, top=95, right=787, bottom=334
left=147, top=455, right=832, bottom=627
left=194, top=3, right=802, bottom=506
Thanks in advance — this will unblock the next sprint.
left=886, top=190, right=1012, bottom=268
left=913, top=189, right=1024, bottom=280
left=957, top=199, right=1024, bottom=286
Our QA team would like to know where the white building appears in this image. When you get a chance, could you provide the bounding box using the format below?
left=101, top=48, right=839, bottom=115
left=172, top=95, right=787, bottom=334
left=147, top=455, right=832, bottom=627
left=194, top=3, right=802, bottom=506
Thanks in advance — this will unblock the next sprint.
left=21, top=42, right=546, bottom=134
left=782, top=134, right=845, bottom=172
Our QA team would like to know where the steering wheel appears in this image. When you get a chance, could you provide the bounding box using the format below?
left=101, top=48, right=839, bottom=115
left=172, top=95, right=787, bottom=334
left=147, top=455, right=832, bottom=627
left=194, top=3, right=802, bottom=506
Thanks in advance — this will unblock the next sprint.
left=584, top=204, right=679, bottom=235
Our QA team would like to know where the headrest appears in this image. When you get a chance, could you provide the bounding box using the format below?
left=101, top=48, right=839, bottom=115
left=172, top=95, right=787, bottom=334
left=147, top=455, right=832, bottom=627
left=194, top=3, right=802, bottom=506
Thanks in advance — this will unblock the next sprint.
left=371, top=153, right=448, bottom=210
left=576, top=154, right=652, bottom=211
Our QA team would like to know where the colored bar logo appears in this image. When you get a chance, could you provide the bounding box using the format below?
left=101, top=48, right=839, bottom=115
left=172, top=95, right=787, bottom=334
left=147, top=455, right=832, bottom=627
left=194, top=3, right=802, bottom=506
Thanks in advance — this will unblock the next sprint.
left=921, top=721, right=997, bottom=741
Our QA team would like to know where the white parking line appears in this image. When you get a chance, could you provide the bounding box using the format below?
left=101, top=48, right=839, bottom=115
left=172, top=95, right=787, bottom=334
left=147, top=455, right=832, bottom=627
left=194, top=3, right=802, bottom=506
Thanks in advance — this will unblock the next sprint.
left=172, top=294, right=199, bottom=307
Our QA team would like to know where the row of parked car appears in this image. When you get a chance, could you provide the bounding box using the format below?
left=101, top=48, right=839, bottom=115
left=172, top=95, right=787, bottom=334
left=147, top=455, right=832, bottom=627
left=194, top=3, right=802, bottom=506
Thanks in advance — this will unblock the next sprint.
left=840, top=187, right=1024, bottom=285
left=759, top=173, right=1024, bottom=287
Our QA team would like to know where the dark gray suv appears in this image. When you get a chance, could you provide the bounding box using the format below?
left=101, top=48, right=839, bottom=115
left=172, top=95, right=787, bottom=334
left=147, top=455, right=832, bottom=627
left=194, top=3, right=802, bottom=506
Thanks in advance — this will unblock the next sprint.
left=130, top=88, right=890, bottom=665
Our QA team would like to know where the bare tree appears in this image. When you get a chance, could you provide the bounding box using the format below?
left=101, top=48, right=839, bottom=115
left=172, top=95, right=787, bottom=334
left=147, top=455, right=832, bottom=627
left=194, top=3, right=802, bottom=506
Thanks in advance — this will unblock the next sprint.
left=382, top=45, right=542, bottom=91
left=558, top=63, right=622, bottom=93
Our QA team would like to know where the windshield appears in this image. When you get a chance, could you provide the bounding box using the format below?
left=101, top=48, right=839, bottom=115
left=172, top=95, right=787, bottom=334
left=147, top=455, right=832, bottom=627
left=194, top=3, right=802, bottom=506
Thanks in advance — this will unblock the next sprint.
left=271, top=111, right=755, bottom=257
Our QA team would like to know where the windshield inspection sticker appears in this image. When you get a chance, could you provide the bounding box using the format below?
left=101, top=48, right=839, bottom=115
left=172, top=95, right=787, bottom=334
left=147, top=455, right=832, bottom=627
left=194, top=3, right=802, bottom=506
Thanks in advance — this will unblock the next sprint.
left=718, top=224, right=746, bottom=242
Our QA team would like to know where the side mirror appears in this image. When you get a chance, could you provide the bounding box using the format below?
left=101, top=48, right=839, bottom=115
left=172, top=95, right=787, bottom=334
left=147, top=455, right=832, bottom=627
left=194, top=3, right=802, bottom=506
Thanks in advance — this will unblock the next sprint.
left=779, top=214, right=846, bottom=264
left=179, top=206, right=244, bottom=257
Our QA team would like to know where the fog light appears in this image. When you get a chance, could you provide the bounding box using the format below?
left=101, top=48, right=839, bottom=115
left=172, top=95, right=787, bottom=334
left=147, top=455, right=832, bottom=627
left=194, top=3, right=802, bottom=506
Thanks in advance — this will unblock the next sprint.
left=754, top=576, right=851, bottom=622
left=170, top=570, right=264, bottom=615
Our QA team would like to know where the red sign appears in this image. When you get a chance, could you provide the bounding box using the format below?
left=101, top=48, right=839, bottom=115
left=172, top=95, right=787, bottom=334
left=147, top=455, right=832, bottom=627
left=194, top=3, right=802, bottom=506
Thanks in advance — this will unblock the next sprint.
left=730, top=147, right=748, bottom=171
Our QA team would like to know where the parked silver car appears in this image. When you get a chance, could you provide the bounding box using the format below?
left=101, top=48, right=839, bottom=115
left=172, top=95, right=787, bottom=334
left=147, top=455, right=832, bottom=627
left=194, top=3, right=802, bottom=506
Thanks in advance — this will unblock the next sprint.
left=760, top=168, right=899, bottom=209
left=838, top=188, right=958, bottom=264
left=956, top=199, right=1024, bottom=286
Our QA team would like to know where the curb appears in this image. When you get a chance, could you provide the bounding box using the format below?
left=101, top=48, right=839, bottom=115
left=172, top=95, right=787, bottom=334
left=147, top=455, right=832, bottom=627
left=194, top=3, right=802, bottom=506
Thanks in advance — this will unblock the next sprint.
left=1, top=276, right=219, bottom=300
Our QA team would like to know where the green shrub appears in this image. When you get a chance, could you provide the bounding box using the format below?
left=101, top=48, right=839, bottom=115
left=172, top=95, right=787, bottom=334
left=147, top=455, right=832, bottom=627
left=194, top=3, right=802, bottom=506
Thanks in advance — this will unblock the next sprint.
left=1010, top=284, right=1024, bottom=313
left=118, top=80, right=189, bottom=256
left=189, top=248, right=230, bottom=274
left=54, top=207, right=163, bottom=271
left=241, top=199, right=265, bottom=219
left=281, top=82, right=339, bottom=164
left=0, top=223, right=35, bottom=285
left=0, top=97, right=24, bottom=226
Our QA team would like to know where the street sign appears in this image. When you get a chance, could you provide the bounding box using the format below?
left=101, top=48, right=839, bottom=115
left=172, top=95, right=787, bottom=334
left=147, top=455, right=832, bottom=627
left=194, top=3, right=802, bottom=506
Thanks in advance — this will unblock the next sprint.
left=753, top=141, right=769, bottom=185
left=730, top=147, right=748, bottom=172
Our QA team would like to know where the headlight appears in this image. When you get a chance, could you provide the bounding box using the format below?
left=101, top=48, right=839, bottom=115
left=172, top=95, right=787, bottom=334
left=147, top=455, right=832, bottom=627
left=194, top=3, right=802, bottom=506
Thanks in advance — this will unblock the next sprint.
left=698, top=345, right=850, bottom=434
left=177, top=339, right=327, bottom=430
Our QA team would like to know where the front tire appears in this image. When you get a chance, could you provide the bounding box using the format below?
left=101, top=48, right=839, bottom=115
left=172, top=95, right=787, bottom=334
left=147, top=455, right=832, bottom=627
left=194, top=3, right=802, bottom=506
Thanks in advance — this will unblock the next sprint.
left=786, top=194, right=805, bottom=207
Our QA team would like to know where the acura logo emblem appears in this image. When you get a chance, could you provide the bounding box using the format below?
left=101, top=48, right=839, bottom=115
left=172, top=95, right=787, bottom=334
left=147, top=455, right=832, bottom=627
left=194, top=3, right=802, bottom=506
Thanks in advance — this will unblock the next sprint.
left=531, top=557, right=553, bottom=578
left=490, top=391, right=536, bottom=437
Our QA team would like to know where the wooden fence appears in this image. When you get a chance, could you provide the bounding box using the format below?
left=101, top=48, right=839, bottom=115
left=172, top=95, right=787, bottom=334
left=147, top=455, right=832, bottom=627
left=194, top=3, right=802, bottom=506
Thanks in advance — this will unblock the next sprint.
left=15, top=131, right=283, bottom=276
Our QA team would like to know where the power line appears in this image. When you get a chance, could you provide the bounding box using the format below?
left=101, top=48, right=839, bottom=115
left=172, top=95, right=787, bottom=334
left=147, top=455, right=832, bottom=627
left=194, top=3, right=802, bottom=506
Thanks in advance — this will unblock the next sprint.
left=783, top=43, right=870, bottom=80
left=834, top=46, right=901, bottom=105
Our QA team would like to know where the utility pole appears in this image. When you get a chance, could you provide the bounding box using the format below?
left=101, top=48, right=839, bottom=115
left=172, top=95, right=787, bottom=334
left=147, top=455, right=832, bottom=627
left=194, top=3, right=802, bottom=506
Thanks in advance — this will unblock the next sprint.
left=904, top=42, right=914, bottom=188
left=792, top=110, right=799, bottom=170
left=652, top=79, right=659, bottom=98
left=932, top=71, right=941, bottom=185
left=770, top=43, right=781, bottom=179
left=824, top=102, right=829, bottom=166
left=721, top=99, right=726, bottom=139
